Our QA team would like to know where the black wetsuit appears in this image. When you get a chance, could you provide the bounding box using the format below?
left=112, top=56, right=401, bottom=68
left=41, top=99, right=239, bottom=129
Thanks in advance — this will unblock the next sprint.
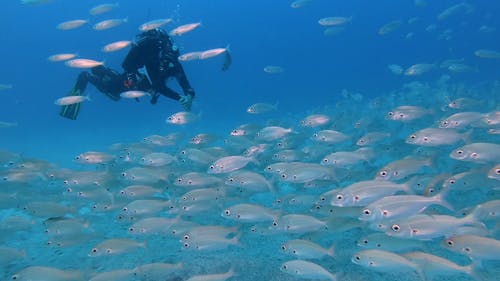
left=75, top=66, right=151, bottom=101
left=122, top=28, right=195, bottom=103
left=59, top=65, right=151, bottom=120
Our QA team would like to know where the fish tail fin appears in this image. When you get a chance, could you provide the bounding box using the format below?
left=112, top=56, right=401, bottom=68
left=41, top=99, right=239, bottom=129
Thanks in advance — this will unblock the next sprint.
left=327, top=244, right=335, bottom=257
left=433, top=192, right=454, bottom=211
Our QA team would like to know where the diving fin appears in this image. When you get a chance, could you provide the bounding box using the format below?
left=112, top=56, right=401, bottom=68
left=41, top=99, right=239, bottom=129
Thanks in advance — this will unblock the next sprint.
left=59, top=86, right=82, bottom=120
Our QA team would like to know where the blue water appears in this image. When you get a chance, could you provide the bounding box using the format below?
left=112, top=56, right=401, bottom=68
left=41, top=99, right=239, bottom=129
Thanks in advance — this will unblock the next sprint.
left=0, top=0, right=499, bottom=280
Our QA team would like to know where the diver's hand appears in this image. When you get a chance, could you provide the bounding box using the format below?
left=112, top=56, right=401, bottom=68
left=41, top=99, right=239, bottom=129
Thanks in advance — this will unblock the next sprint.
left=179, top=94, right=193, bottom=111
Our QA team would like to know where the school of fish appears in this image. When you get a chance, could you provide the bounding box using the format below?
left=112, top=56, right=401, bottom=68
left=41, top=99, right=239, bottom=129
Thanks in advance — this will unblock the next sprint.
left=2, top=0, right=500, bottom=281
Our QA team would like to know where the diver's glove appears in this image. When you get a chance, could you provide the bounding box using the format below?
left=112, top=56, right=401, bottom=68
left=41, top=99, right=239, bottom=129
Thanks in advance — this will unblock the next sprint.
left=179, top=92, right=194, bottom=111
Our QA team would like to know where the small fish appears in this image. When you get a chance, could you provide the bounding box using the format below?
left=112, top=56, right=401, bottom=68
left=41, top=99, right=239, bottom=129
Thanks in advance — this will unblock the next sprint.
left=318, top=16, right=351, bottom=26
left=0, top=121, right=18, bottom=128
left=312, top=130, right=350, bottom=144
left=256, top=126, right=292, bottom=141
left=403, top=251, right=475, bottom=280
left=357, top=232, right=424, bottom=252
left=438, top=2, right=472, bottom=21
left=263, top=65, right=284, bottom=74
left=65, top=59, right=103, bottom=69
left=166, top=111, right=198, bottom=125
left=57, top=19, right=88, bottom=30
left=93, top=18, right=128, bottom=31
left=88, top=269, right=135, bottom=281
left=450, top=142, right=500, bottom=163
left=356, top=132, right=390, bottom=146
left=54, top=95, right=90, bottom=106
left=439, top=111, right=485, bottom=129
left=169, top=22, right=201, bottom=36
left=352, top=249, right=422, bottom=277
left=120, top=90, right=150, bottom=99
left=379, top=20, right=402, bottom=35
left=89, top=3, right=119, bottom=16
left=207, top=155, right=255, bottom=174
left=11, top=266, right=84, bottom=281
left=186, top=268, right=234, bottom=281
left=199, top=47, right=229, bottom=60
left=323, top=26, right=345, bottom=36
left=139, top=18, right=172, bottom=32
left=74, top=151, right=114, bottom=164
left=89, top=238, right=145, bottom=256
left=359, top=193, right=452, bottom=223
left=404, top=63, right=434, bottom=76
left=222, top=203, right=277, bottom=223
left=140, top=152, right=175, bottom=167
left=280, top=260, right=336, bottom=280
left=447, top=63, right=477, bottom=73
left=48, top=53, right=77, bottom=62
left=406, top=128, right=467, bottom=146
left=388, top=64, right=403, bottom=75
left=300, top=114, right=331, bottom=127
left=102, top=40, right=131, bottom=52
left=247, top=102, right=278, bottom=114
left=178, top=51, right=203, bottom=61
left=291, top=0, right=313, bottom=9
left=474, top=49, right=500, bottom=59
left=281, top=239, right=334, bottom=259
left=387, top=105, right=432, bottom=122
left=0, top=84, right=13, bottom=91
left=443, top=234, right=500, bottom=262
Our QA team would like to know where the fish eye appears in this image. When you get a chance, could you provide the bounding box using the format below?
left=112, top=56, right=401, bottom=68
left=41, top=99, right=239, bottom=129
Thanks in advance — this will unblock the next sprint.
left=281, top=173, right=287, bottom=179
left=129, top=227, right=135, bottom=232
left=388, top=112, right=394, bottom=116
left=382, top=210, right=389, bottom=216
left=336, top=194, right=343, bottom=200
left=456, top=149, right=463, bottom=155
left=470, top=152, right=478, bottom=158
left=224, top=209, right=231, bottom=216
left=323, top=158, right=329, bottom=163
left=411, top=229, right=418, bottom=234
left=379, top=170, right=388, bottom=177
left=120, top=190, right=125, bottom=194
left=354, top=255, right=361, bottom=260
left=354, top=195, right=360, bottom=201
left=183, top=242, right=190, bottom=248
left=272, top=221, right=278, bottom=226
left=446, top=240, right=454, bottom=247
left=183, top=235, right=190, bottom=240
left=209, top=165, right=214, bottom=170
left=282, top=265, right=288, bottom=270
left=391, top=224, right=400, bottom=232
left=449, top=178, right=456, bottom=184
left=63, top=180, right=69, bottom=185
left=91, top=248, right=98, bottom=253
left=496, top=168, right=500, bottom=174
left=409, top=134, right=416, bottom=139
left=75, top=156, right=80, bottom=160
left=281, top=245, right=286, bottom=251
left=464, top=247, right=471, bottom=252
left=423, top=137, right=429, bottom=142
left=11, top=275, right=18, bottom=280
left=122, top=207, right=128, bottom=212
left=363, top=239, right=369, bottom=244
left=292, top=250, right=297, bottom=254
left=363, top=209, right=371, bottom=215
left=442, top=120, right=449, bottom=126
left=121, top=172, right=127, bottom=177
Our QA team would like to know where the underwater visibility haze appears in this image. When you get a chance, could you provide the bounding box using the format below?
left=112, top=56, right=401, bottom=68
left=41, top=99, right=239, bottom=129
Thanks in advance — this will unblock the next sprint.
left=0, top=0, right=499, bottom=280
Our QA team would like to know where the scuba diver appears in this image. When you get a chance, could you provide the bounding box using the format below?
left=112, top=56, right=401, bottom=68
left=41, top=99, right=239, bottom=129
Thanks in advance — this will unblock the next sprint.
left=60, top=28, right=195, bottom=120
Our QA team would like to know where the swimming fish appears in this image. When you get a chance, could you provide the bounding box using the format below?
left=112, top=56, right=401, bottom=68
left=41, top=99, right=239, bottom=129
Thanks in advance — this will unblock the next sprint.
left=169, top=22, right=201, bottom=36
